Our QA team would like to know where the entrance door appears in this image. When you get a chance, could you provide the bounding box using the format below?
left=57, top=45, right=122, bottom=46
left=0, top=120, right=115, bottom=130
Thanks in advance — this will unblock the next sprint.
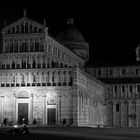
left=47, top=108, right=56, bottom=125
left=18, top=103, right=28, bottom=124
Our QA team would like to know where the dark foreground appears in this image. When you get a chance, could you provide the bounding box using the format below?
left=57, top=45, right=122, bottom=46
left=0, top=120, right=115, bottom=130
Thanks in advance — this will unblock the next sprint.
left=1, top=126, right=140, bottom=140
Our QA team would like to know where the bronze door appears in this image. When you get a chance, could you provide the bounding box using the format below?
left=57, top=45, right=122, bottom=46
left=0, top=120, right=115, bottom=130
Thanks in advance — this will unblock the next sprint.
left=18, top=103, right=28, bottom=124
left=47, top=108, right=56, bottom=125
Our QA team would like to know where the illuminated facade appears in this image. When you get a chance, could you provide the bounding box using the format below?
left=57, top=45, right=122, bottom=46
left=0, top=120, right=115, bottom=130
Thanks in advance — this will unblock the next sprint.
left=0, top=15, right=106, bottom=127
left=86, top=59, right=140, bottom=127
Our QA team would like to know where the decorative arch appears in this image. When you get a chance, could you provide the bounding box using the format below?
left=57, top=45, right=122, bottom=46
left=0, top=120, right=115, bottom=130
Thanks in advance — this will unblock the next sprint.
left=17, top=91, right=30, bottom=98
left=47, top=97, right=57, bottom=105
left=46, top=91, right=57, bottom=103
left=47, top=91, right=57, bottom=98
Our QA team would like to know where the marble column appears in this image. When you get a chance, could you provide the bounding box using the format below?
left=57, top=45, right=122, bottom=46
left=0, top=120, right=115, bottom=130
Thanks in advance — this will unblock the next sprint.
left=113, top=102, right=116, bottom=126
left=121, top=101, right=128, bottom=127
left=30, top=94, right=33, bottom=124
left=57, top=93, right=62, bottom=124
left=1, top=95, right=5, bottom=123
left=136, top=100, right=140, bottom=127
left=129, top=101, right=136, bottom=127
left=13, top=94, right=16, bottom=123
left=28, top=39, right=30, bottom=52
left=35, top=56, right=37, bottom=68
left=40, top=56, right=43, bottom=68
left=42, top=95, right=46, bottom=124
left=72, top=92, right=78, bottom=126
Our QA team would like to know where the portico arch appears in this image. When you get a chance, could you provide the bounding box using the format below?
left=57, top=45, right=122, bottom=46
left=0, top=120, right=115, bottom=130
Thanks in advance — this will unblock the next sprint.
left=15, top=91, right=32, bottom=124
left=45, top=91, right=57, bottom=125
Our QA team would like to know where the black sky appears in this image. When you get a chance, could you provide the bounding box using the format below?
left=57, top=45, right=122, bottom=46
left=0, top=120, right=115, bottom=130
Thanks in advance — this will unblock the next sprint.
left=0, top=2, right=138, bottom=66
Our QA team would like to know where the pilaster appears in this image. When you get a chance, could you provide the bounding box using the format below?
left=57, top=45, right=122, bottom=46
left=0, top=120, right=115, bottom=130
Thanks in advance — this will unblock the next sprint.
left=136, top=100, right=140, bottom=127
left=72, top=87, right=78, bottom=126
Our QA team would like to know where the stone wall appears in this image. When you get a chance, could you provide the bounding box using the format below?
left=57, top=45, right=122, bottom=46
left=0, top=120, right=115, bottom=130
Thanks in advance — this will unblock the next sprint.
left=75, top=68, right=107, bottom=127
left=106, top=100, right=140, bottom=127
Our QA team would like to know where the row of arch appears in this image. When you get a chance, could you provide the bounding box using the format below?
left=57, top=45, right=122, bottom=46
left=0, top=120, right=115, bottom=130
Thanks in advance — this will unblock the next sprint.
left=2, top=34, right=79, bottom=67
left=3, top=39, right=44, bottom=53
left=0, top=55, right=71, bottom=69
left=106, top=85, right=140, bottom=99
left=3, top=22, right=43, bottom=34
left=86, top=67, right=140, bottom=79
left=2, top=41, right=77, bottom=67
left=0, top=70, right=73, bottom=87
left=78, top=91, right=103, bottom=125
left=106, top=91, right=139, bottom=99
left=63, top=42, right=89, bottom=57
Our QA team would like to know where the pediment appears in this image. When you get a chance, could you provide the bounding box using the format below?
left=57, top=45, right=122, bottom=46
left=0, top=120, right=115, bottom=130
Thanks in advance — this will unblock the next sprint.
left=2, top=17, right=44, bottom=35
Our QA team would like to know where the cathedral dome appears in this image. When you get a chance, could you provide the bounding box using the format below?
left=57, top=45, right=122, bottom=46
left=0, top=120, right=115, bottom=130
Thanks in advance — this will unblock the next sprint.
left=56, top=18, right=85, bottom=43
left=56, top=18, right=89, bottom=62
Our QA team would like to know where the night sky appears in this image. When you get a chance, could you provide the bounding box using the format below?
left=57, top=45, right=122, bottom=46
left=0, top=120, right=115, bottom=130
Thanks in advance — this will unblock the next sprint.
left=0, top=2, right=138, bottom=67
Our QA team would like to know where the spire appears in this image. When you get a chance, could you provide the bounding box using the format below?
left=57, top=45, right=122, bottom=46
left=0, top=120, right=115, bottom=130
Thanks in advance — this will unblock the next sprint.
left=67, top=18, right=74, bottom=25
left=23, top=8, right=27, bottom=17
left=44, top=27, right=48, bottom=40
left=44, top=19, right=46, bottom=27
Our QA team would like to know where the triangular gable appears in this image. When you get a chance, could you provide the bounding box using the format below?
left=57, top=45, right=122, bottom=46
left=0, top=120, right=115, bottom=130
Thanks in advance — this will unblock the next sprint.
left=2, top=17, right=45, bottom=34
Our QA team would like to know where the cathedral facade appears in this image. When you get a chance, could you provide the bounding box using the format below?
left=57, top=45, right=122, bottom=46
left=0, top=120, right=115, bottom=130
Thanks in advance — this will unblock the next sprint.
left=1, top=12, right=139, bottom=128
left=0, top=14, right=106, bottom=127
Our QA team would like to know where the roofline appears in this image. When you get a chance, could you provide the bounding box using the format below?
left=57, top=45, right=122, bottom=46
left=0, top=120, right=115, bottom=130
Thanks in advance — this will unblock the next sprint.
left=1, top=17, right=45, bottom=33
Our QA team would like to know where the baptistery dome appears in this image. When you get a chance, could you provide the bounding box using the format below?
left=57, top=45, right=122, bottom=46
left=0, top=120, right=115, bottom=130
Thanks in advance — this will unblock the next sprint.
left=56, top=18, right=89, bottom=62
left=57, top=18, right=85, bottom=42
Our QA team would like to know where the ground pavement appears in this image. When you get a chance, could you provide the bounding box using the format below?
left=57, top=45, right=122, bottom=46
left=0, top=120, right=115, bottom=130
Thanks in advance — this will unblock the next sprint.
left=1, top=126, right=140, bottom=140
